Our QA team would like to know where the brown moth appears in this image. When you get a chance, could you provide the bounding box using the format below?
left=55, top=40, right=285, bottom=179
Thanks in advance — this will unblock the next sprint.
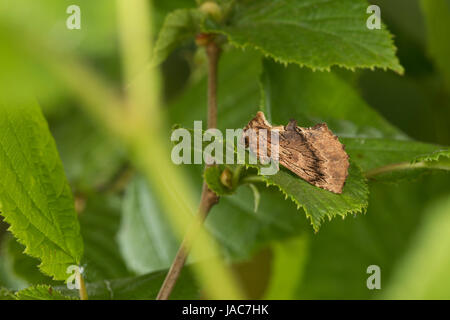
left=243, top=111, right=349, bottom=194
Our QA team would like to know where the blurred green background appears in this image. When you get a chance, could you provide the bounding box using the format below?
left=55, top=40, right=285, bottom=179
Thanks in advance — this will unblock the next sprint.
left=0, top=0, right=449, bottom=299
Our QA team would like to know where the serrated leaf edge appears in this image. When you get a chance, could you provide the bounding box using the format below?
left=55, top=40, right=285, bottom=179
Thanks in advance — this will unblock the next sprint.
left=245, top=162, right=369, bottom=232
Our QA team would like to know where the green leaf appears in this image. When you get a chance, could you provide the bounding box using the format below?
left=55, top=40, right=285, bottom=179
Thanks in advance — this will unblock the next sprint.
left=251, top=161, right=369, bottom=231
left=385, top=195, right=450, bottom=299
left=58, top=269, right=199, bottom=300
left=152, top=9, right=205, bottom=67
left=15, top=285, right=74, bottom=300
left=79, top=195, right=131, bottom=282
left=421, top=0, right=450, bottom=91
left=206, top=0, right=403, bottom=72
left=204, top=165, right=234, bottom=196
left=0, top=99, right=83, bottom=280
left=118, top=177, right=180, bottom=274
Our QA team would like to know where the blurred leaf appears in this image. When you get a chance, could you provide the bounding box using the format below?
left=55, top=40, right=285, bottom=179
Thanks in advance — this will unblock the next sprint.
left=421, top=0, right=450, bottom=91
left=261, top=59, right=404, bottom=138
left=169, top=48, right=261, bottom=130
left=79, top=195, right=131, bottom=282
left=58, top=269, right=199, bottom=300
left=385, top=195, right=450, bottom=299
left=1, top=235, right=57, bottom=286
left=264, top=234, right=309, bottom=299
left=269, top=174, right=450, bottom=299
left=206, top=0, right=403, bottom=72
left=0, top=28, right=67, bottom=108
left=0, top=239, right=28, bottom=290
left=357, top=70, right=450, bottom=144
left=0, top=287, right=16, bottom=300
left=0, top=0, right=196, bottom=108
left=0, top=99, right=83, bottom=280
left=0, top=0, right=121, bottom=108
left=0, top=0, right=118, bottom=56
left=50, top=108, right=125, bottom=192
left=118, top=177, right=179, bottom=275
left=373, top=0, right=427, bottom=47
left=370, top=0, right=431, bottom=78
left=154, top=0, right=197, bottom=32
left=16, top=285, right=74, bottom=300
left=152, top=9, right=205, bottom=66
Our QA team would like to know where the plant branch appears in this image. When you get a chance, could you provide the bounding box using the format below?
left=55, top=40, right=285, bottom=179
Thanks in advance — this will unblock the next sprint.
left=206, top=42, right=220, bottom=129
left=156, top=41, right=221, bottom=300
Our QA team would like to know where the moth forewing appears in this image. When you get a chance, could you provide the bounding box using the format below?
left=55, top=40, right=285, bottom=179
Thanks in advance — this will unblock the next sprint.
left=243, top=111, right=349, bottom=194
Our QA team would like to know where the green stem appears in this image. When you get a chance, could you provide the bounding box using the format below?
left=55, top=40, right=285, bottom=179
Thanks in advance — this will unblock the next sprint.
left=232, top=165, right=244, bottom=187
left=77, top=272, right=88, bottom=300
left=365, top=161, right=434, bottom=178
left=241, top=175, right=267, bottom=184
